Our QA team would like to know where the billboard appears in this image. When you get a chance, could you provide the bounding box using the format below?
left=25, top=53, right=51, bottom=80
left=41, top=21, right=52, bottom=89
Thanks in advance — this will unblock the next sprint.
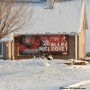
left=18, top=35, right=69, bottom=55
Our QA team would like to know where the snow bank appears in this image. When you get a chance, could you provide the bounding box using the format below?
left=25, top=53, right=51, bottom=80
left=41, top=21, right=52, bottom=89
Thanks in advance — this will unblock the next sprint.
left=64, top=80, right=90, bottom=90
left=0, top=59, right=90, bottom=90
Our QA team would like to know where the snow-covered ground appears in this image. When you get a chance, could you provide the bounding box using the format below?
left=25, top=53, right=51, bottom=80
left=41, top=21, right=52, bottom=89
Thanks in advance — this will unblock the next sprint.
left=0, top=59, right=90, bottom=90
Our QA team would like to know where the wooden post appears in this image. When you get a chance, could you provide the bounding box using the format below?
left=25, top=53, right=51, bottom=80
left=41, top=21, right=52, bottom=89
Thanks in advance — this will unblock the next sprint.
left=75, top=35, right=77, bottom=60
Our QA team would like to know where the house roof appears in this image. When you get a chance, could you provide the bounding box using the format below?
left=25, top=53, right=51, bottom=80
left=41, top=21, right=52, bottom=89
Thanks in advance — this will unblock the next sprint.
left=14, top=0, right=86, bottom=35
left=0, top=34, right=13, bottom=42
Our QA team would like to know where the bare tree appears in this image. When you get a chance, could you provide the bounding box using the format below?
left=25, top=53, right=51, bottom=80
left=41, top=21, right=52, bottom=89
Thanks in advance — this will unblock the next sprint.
left=0, top=0, right=33, bottom=39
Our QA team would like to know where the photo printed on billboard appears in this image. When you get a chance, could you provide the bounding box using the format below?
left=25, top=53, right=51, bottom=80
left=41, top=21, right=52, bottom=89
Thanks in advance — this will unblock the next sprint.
left=18, top=34, right=69, bottom=55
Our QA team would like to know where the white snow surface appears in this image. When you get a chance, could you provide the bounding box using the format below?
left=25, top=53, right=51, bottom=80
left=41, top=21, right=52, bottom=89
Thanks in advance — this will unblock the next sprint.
left=0, top=59, right=90, bottom=90
left=0, top=0, right=85, bottom=42
left=14, top=0, right=83, bottom=35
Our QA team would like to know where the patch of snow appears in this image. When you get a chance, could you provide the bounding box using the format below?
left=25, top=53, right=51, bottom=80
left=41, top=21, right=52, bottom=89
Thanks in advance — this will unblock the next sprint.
left=64, top=80, right=90, bottom=90
left=0, top=59, right=90, bottom=90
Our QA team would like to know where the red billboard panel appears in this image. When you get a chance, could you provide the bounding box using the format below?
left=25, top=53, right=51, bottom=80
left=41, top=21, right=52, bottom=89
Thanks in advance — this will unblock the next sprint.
left=18, top=35, right=69, bottom=55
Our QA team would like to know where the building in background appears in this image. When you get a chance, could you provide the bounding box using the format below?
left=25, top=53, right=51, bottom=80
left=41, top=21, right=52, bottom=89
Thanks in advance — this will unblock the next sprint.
left=0, top=0, right=88, bottom=60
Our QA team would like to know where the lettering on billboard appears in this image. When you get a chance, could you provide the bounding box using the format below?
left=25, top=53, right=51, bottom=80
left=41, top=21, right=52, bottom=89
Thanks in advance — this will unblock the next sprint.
left=18, top=35, right=69, bottom=55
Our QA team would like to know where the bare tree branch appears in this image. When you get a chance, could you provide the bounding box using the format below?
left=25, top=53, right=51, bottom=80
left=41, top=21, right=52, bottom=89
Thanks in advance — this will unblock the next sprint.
left=0, top=0, right=33, bottom=39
